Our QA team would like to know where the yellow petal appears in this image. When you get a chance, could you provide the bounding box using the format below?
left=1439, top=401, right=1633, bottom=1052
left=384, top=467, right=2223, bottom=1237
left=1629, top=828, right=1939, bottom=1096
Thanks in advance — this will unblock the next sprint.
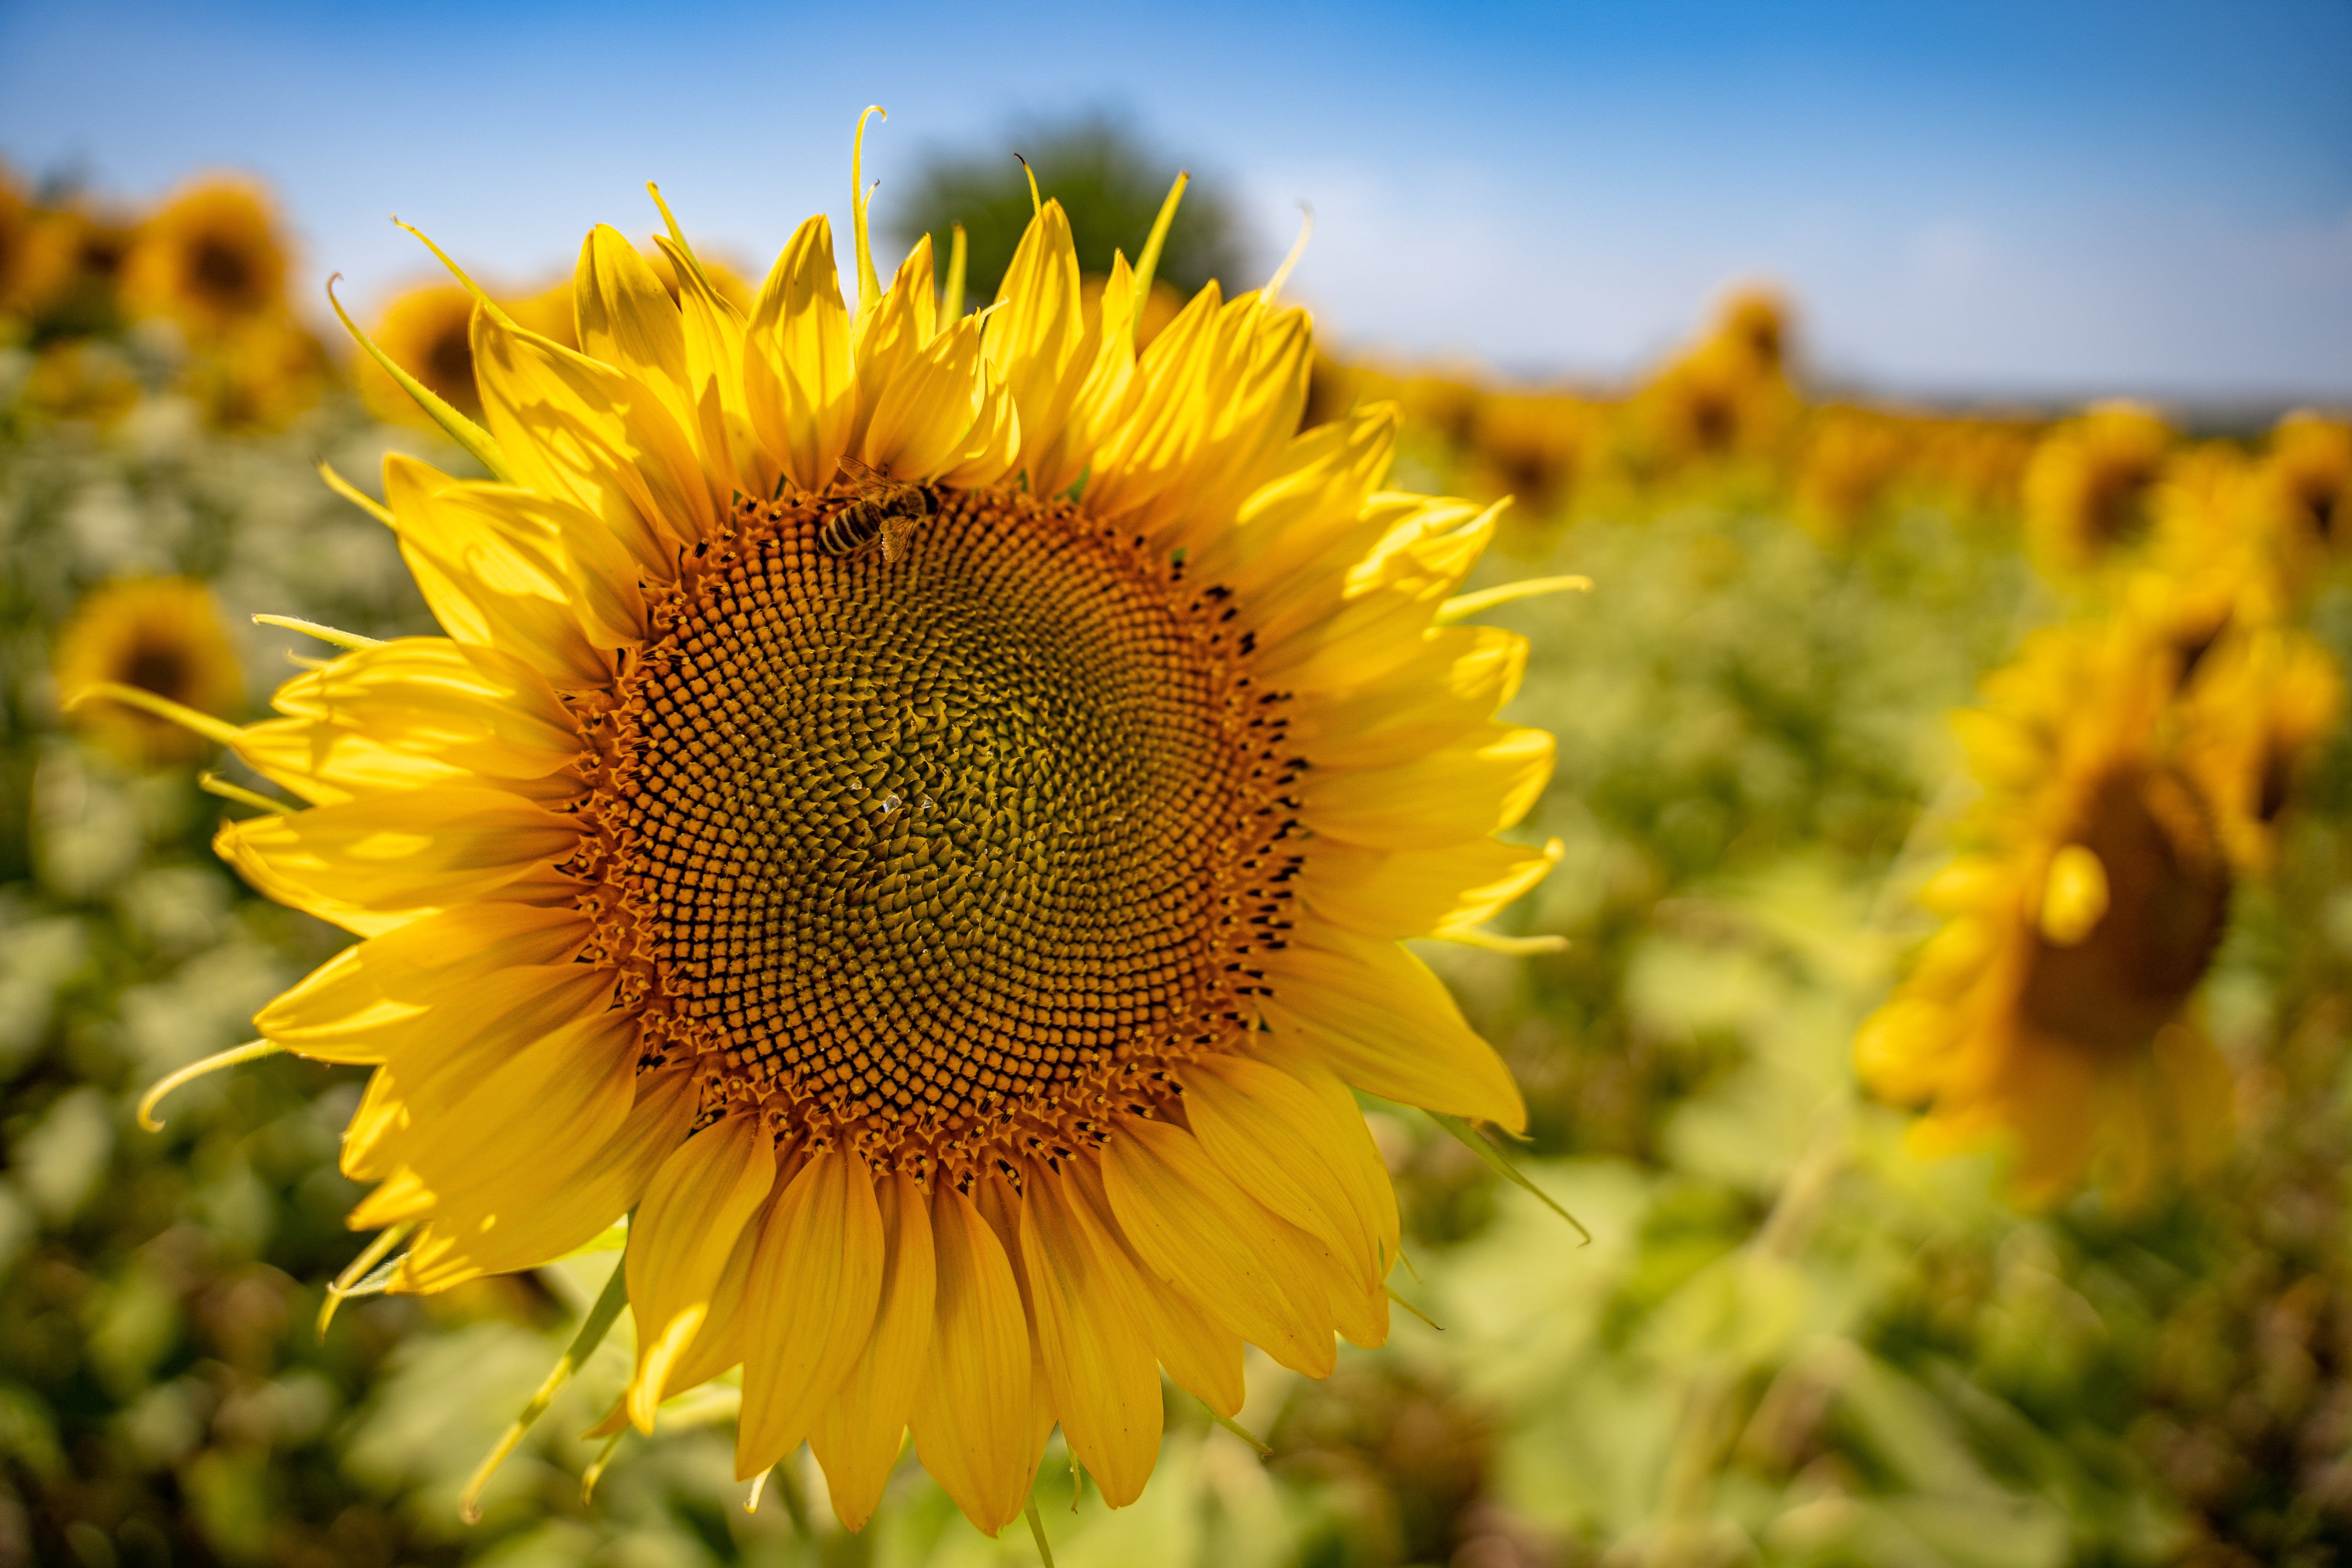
left=984, top=201, right=1091, bottom=492
left=1186, top=403, right=1399, bottom=593
left=1102, top=1115, right=1337, bottom=1377
left=335, top=962, right=618, bottom=1181
left=256, top=900, right=591, bottom=1063
left=1301, top=836, right=1560, bottom=941
left=1180, top=1054, right=1383, bottom=1292
left=809, top=1169, right=937, bottom=1529
left=575, top=225, right=687, bottom=398
left=1285, top=626, right=1528, bottom=769
left=910, top=1183, right=1037, bottom=1535
left=1260, top=927, right=1526, bottom=1129
left=1301, top=724, right=1553, bottom=849
left=472, top=309, right=718, bottom=553
left=624, top=1115, right=777, bottom=1431
left=1066, top=1160, right=1243, bottom=1416
left=215, top=784, right=580, bottom=926
left=1016, top=1163, right=1162, bottom=1508
left=348, top=1004, right=639, bottom=1229
left=746, top=214, right=853, bottom=493
left=736, top=1146, right=886, bottom=1477
left=398, top=1065, right=695, bottom=1290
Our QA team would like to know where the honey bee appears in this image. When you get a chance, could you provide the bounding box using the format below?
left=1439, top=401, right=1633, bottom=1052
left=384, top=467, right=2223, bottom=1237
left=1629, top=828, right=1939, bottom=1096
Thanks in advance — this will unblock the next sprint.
left=818, top=455, right=936, bottom=564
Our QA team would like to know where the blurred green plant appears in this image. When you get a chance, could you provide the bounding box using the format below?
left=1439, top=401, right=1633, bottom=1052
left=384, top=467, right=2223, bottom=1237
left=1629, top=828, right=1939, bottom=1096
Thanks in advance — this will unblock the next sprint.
left=883, top=110, right=1249, bottom=305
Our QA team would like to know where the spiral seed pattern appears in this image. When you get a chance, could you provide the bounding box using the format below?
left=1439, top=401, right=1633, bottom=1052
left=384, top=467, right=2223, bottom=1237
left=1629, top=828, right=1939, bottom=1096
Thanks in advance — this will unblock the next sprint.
left=582, top=486, right=1300, bottom=1178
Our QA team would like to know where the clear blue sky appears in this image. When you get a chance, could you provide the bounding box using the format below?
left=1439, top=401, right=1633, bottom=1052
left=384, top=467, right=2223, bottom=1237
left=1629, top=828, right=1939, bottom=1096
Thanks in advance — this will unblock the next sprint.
left=4, top=0, right=2347, bottom=401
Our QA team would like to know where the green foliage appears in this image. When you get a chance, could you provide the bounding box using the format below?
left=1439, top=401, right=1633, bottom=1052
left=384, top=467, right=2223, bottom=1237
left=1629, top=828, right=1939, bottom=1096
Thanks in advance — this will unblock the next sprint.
left=884, top=112, right=1249, bottom=305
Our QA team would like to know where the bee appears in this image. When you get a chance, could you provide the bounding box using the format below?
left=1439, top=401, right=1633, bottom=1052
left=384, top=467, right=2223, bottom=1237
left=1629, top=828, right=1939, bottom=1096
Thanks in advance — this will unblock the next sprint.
left=818, top=455, right=935, bottom=564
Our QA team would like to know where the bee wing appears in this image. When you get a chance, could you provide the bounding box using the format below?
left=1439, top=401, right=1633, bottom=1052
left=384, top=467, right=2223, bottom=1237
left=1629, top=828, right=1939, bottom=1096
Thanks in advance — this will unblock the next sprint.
left=837, top=453, right=886, bottom=485
left=880, top=515, right=913, bottom=563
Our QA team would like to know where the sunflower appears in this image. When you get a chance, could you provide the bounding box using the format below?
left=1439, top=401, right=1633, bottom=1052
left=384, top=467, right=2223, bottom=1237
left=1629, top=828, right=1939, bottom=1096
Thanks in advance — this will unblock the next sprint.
left=2254, top=412, right=2351, bottom=563
left=56, top=578, right=244, bottom=764
left=1628, top=287, right=1799, bottom=473
left=1855, top=618, right=2234, bottom=1201
left=0, top=163, right=42, bottom=324
left=119, top=177, right=291, bottom=338
left=1791, top=406, right=1911, bottom=543
left=2020, top=402, right=2174, bottom=575
left=160, top=119, right=1555, bottom=1532
left=2178, top=624, right=2344, bottom=876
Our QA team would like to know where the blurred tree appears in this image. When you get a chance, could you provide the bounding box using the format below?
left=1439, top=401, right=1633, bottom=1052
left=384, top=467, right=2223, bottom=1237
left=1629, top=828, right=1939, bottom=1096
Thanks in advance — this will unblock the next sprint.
left=884, top=110, right=1250, bottom=307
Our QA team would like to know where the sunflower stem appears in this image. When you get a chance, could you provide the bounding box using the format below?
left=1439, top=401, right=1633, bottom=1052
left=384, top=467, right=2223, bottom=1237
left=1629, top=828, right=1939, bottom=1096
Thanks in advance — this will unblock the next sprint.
left=1200, top=1400, right=1273, bottom=1460
left=1025, top=1495, right=1058, bottom=1567
left=459, top=1261, right=630, bottom=1524
left=137, top=1038, right=284, bottom=1131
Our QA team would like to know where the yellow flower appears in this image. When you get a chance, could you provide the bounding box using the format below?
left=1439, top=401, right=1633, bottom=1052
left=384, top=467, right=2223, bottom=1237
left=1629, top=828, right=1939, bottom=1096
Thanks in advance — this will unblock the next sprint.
left=2254, top=411, right=2350, bottom=565
left=0, top=162, right=42, bottom=323
left=2021, top=402, right=2174, bottom=575
left=55, top=578, right=244, bottom=764
left=119, top=177, right=291, bottom=338
left=189, top=125, right=1554, bottom=1532
left=1791, top=407, right=1912, bottom=543
left=1628, top=287, right=1800, bottom=472
left=1856, top=619, right=2234, bottom=1201
left=185, top=313, right=331, bottom=432
left=1463, top=390, right=1598, bottom=519
left=2178, top=624, right=2344, bottom=876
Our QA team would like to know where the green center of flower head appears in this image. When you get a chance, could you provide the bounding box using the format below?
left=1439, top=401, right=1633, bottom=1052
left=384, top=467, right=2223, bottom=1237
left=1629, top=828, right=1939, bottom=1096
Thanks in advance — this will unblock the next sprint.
left=2020, top=762, right=2230, bottom=1054
left=581, top=483, right=1301, bottom=1180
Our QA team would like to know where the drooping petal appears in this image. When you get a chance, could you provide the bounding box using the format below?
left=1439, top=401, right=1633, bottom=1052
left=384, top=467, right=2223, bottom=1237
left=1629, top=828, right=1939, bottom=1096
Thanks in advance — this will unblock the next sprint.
left=397, top=1064, right=695, bottom=1290
left=624, top=1115, right=777, bottom=1431
left=809, top=1169, right=937, bottom=1529
left=1016, top=1163, right=1162, bottom=1508
left=910, top=1183, right=1036, bottom=1535
left=1103, top=1114, right=1339, bottom=1377
left=1260, top=926, right=1527, bottom=1129
left=736, top=1145, right=886, bottom=1477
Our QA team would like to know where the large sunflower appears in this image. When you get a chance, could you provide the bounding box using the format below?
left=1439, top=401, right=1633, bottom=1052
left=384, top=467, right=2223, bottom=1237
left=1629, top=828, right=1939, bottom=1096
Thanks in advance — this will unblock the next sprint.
left=162, top=122, right=1555, bottom=1531
left=1856, top=618, right=2233, bottom=1201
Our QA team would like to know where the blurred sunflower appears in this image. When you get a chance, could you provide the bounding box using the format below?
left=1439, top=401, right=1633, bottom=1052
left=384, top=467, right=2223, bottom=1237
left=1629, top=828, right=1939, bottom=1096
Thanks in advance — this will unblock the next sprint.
left=1792, top=407, right=1911, bottom=543
left=185, top=313, right=331, bottom=432
left=16, top=201, right=141, bottom=338
left=119, top=177, right=290, bottom=338
left=2179, top=625, right=2343, bottom=875
left=56, top=577, right=243, bottom=764
left=1857, top=619, right=2233, bottom=1201
left=2254, top=411, right=2351, bottom=563
left=2021, top=402, right=2174, bottom=575
left=1629, top=287, right=1799, bottom=470
left=167, top=120, right=1553, bottom=1532
left=0, top=163, right=43, bottom=323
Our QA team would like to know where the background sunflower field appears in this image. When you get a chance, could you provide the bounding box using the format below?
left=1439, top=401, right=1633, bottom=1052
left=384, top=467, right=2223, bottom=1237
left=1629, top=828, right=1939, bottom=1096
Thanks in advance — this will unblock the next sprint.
left=5, top=84, right=2352, bottom=1568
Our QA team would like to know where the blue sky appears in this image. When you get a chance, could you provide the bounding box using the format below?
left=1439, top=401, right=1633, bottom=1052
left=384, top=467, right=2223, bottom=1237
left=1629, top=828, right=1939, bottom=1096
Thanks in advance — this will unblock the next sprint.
left=3, top=0, right=2347, bottom=401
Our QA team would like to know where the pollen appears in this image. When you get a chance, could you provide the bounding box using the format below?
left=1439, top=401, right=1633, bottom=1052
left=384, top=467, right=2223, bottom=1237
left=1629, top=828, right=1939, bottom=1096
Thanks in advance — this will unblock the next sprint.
left=577, top=486, right=1303, bottom=1180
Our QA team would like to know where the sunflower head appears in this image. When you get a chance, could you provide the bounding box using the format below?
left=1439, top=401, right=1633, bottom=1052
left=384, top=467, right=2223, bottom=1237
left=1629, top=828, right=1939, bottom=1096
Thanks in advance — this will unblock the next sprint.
left=56, top=578, right=244, bottom=764
left=2179, top=625, right=2345, bottom=875
left=200, top=125, right=1557, bottom=1533
left=1792, top=407, right=1911, bottom=543
left=120, top=178, right=291, bottom=338
left=1463, top=390, right=1595, bottom=519
left=2256, top=411, right=2352, bottom=560
left=1857, top=620, right=2234, bottom=1201
left=1631, top=290, right=1800, bottom=471
left=2022, top=402, right=2175, bottom=576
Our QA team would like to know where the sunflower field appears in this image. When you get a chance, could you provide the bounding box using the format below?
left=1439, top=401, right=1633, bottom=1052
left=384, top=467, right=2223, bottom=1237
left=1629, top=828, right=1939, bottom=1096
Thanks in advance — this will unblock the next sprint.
left=3, top=147, right=2351, bottom=1568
